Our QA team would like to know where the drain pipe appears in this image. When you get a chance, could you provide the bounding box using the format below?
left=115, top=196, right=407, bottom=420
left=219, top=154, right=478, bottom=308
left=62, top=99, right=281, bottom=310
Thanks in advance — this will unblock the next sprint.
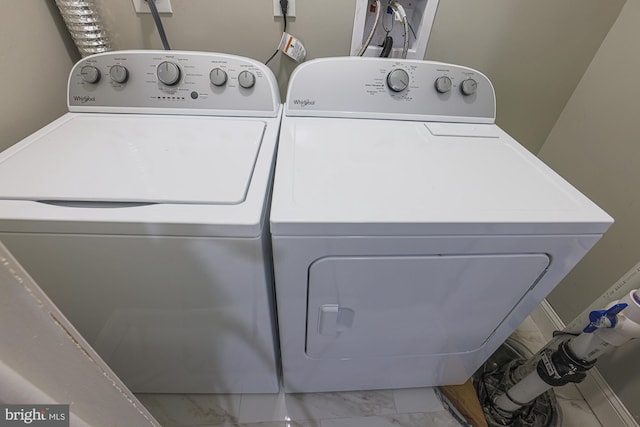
left=565, top=261, right=640, bottom=334
left=492, top=286, right=640, bottom=418
left=55, top=0, right=111, bottom=57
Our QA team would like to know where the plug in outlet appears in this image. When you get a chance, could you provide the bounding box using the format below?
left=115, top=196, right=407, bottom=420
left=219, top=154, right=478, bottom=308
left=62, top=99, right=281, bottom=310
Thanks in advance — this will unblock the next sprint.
left=273, top=0, right=296, bottom=17
left=133, top=0, right=173, bottom=14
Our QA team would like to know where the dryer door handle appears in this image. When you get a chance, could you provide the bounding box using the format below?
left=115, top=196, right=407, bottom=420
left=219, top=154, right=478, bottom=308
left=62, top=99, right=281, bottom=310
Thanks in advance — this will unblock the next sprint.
left=318, top=305, right=355, bottom=336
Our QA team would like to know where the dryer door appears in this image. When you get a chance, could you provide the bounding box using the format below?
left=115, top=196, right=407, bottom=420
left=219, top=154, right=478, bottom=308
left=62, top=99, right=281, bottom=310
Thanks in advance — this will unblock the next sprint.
left=306, top=253, right=550, bottom=359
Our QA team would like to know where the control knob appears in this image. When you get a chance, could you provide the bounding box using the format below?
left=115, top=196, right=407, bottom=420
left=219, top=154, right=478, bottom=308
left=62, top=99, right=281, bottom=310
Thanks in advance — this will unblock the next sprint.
left=210, top=68, right=228, bottom=87
left=238, top=70, right=256, bottom=89
left=460, top=78, right=478, bottom=96
left=109, top=64, right=129, bottom=84
left=386, top=69, right=410, bottom=92
left=80, top=65, right=100, bottom=84
left=157, top=61, right=181, bottom=86
left=434, top=76, right=452, bottom=93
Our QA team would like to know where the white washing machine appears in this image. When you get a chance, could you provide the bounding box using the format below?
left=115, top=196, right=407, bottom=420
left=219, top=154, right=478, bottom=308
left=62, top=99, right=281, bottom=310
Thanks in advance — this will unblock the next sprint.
left=0, top=50, right=282, bottom=394
left=270, top=57, right=613, bottom=393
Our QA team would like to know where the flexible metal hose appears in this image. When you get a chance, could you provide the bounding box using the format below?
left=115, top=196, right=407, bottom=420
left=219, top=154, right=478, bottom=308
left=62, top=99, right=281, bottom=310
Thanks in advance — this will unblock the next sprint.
left=357, top=0, right=381, bottom=56
left=55, top=0, right=111, bottom=57
left=391, top=2, right=409, bottom=59
left=400, top=15, right=409, bottom=58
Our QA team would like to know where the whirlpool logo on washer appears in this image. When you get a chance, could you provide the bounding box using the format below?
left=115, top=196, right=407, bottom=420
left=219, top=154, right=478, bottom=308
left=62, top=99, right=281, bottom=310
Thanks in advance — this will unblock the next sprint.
left=292, top=99, right=316, bottom=107
left=72, top=95, right=96, bottom=104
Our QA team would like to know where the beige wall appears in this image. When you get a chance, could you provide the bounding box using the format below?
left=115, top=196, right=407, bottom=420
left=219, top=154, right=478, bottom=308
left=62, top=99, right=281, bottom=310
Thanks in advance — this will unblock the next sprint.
left=93, top=0, right=624, bottom=153
left=0, top=2, right=77, bottom=152
left=539, top=0, right=640, bottom=419
left=427, top=0, right=624, bottom=153
left=0, top=1, right=625, bottom=154
left=95, top=0, right=357, bottom=101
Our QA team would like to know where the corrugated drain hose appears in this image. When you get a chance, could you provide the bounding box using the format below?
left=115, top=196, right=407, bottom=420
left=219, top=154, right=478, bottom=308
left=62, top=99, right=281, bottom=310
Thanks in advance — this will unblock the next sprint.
left=55, top=0, right=111, bottom=57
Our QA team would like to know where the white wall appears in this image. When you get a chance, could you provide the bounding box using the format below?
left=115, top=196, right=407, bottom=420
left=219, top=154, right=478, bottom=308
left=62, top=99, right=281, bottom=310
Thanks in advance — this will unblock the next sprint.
left=539, top=0, right=640, bottom=420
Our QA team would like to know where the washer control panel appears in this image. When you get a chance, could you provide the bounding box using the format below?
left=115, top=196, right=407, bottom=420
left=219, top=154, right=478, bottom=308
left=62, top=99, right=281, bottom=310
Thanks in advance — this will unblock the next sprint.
left=286, top=57, right=495, bottom=122
left=68, top=50, right=280, bottom=117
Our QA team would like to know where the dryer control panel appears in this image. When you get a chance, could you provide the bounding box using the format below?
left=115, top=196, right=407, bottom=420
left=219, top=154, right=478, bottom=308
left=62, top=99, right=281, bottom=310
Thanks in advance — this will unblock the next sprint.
left=68, top=50, right=281, bottom=117
left=286, top=57, right=495, bottom=123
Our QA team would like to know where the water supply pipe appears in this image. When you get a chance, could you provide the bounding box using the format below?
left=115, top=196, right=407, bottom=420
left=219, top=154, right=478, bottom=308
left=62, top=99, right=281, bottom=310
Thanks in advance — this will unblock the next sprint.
left=357, top=0, right=382, bottom=56
left=390, top=2, right=409, bottom=59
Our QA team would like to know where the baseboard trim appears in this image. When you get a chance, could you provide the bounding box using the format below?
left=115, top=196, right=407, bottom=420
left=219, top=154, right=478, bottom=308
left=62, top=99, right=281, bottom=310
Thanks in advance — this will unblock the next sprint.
left=532, top=300, right=639, bottom=427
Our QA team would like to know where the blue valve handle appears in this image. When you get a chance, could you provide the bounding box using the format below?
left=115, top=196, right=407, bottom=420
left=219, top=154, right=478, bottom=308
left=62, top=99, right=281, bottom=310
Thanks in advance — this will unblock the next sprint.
left=583, top=303, right=629, bottom=333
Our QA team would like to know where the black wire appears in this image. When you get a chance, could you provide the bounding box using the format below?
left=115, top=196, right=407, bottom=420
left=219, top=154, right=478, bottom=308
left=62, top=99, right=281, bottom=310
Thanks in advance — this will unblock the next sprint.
left=280, top=0, right=288, bottom=32
left=408, top=21, right=417, bottom=41
left=265, top=49, right=279, bottom=65
left=266, top=0, right=288, bottom=65
left=379, top=36, right=393, bottom=57
left=147, top=0, right=171, bottom=50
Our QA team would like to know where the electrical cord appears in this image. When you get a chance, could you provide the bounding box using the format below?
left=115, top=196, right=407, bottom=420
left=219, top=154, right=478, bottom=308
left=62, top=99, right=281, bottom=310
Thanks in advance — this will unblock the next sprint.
left=379, top=1, right=394, bottom=57
left=408, top=21, right=417, bottom=41
left=147, top=0, right=171, bottom=50
left=281, top=0, right=288, bottom=33
left=266, top=0, right=288, bottom=65
left=379, top=35, right=393, bottom=57
left=264, top=49, right=279, bottom=65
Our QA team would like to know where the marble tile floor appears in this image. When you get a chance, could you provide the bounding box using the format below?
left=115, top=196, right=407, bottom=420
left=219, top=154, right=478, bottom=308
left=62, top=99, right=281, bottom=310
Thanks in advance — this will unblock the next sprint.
left=137, top=317, right=603, bottom=427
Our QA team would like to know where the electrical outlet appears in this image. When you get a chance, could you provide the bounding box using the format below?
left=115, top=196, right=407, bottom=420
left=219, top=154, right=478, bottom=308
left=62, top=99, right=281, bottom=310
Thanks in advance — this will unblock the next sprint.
left=273, top=0, right=296, bottom=17
left=132, top=0, right=173, bottom=14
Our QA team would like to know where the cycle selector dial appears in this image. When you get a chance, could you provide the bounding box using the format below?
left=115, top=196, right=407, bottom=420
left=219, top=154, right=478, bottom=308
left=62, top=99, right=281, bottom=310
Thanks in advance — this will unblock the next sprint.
left=386, top=69, right=410, bottom=92
left=460, top=78, right=478, bottom=96
left=238, top=71, right=256, bottom=89
left=434, top=76, right=452, bottom=93
left=210, top=68, right=228, bottom=86
left=80, top=65, right=100, bottom=84
left=157, top=61, right=181, bottom=86
left=109, top=64, right=129, bottom=84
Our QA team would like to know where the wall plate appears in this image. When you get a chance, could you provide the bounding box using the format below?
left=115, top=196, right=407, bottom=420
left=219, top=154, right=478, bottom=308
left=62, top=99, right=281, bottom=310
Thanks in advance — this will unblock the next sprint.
left=350, top=0, right=439, bottom=59
left=132, top=0, right=173, bottom=14
left=273, top=0, right=296, bottom=17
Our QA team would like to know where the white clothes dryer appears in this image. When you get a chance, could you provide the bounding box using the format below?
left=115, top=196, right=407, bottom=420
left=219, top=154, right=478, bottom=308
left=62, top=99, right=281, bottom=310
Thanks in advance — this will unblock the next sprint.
left=0, top=51, right=281, bottom=393
left=270, top=57, right=613, bottom=393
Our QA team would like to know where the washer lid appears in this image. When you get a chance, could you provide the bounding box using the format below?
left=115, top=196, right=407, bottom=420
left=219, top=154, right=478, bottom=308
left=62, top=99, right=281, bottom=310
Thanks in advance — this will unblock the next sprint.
left=0, top=115, right=266, bottom=205
left=270, top=118, right=613, bottom=236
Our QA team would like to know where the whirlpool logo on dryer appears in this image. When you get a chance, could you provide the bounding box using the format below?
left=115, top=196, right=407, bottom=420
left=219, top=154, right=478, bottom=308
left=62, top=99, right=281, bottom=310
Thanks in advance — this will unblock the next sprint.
left=73, top=95, right=96, bottom=103
left=293, top=99, right=316, bottom=107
